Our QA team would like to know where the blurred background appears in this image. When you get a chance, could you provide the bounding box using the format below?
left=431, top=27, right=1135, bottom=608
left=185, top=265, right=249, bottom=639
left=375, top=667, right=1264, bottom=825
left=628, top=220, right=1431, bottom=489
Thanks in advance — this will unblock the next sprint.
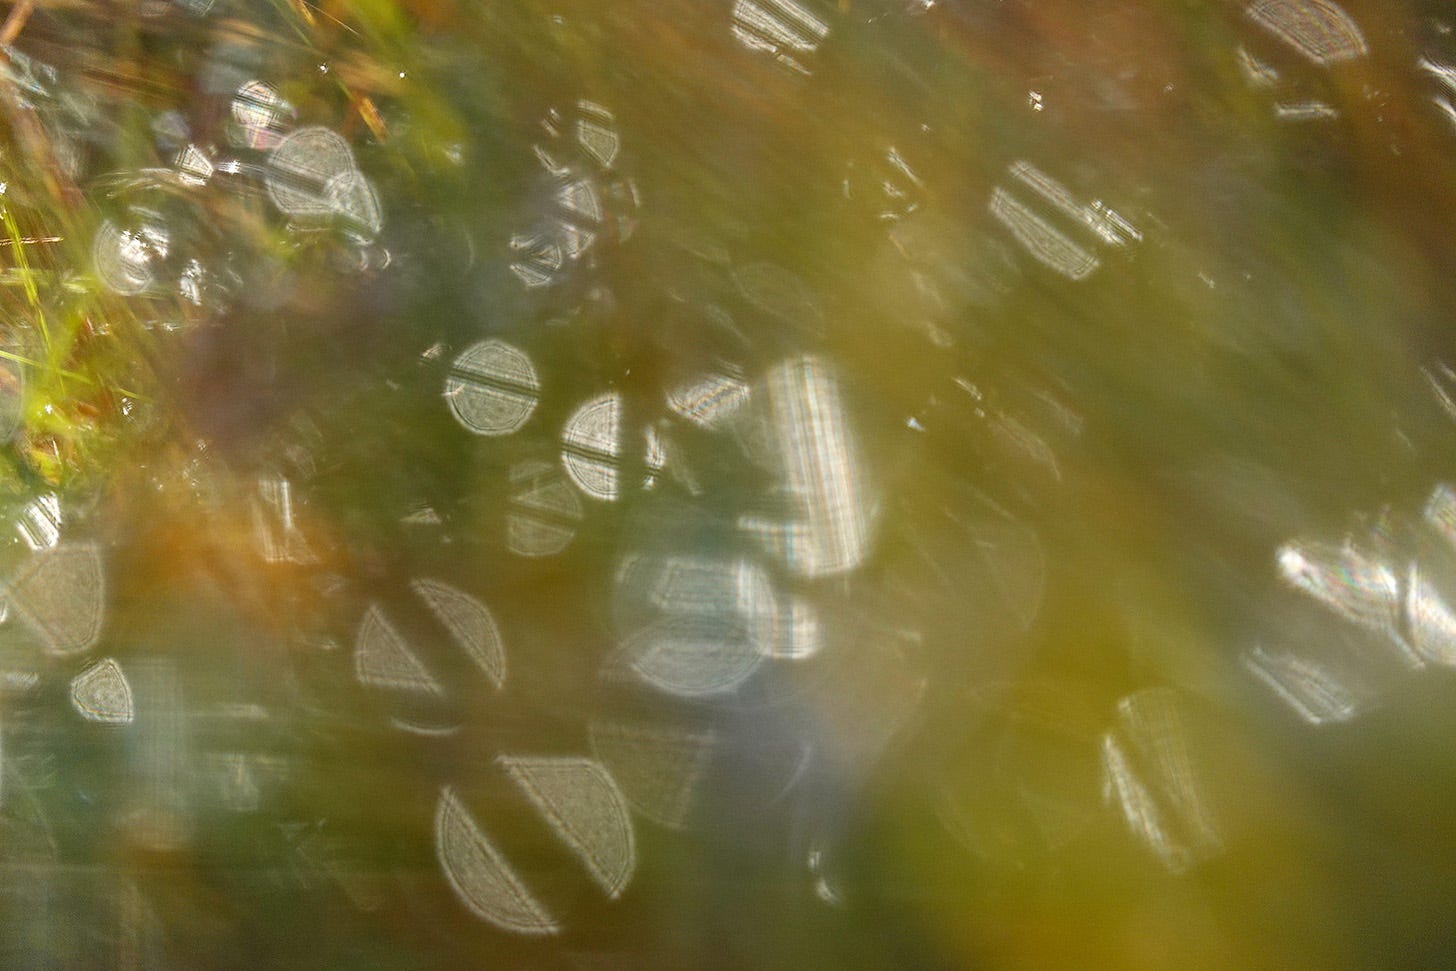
left=0, top=0, right=1452, bottom=966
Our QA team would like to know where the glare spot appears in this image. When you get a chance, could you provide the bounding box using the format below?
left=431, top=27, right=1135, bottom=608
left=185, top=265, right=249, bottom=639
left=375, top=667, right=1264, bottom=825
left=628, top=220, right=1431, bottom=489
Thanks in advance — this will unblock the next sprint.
left=1405, top=561, right=1456, bottom=667
left=174, top=144, right=214, bottom=186
left=1244, top=644, right=1363, bottom=724
left=0, top=46, right=57, bottom=99
left=808, top=844, right=845, bottom=906
left=93, top=219, right=162, bottom=295
left=738, top=358, right=875, bottom=578
left=990, top=188, right=1099, bottom=281
left=507, top=460, right=582, bottom=557
left=266, top=126, right=381, bottom=237
left=588, top=720, right=716, bottom=830
left=178, top=258, right=209, bottom=305
left=354, top=603, right=445, bottom=696
left=557, top=178, right=603, bottom=223
left=5, top=542, right=105, bottom=657
left=988, top=161, right=1138, bottom=281
left=768, top=592, right=823, bottom=660
left=498, top=756, right=636, bottom=898
left=1434, top=96, right=1456, bottom=131
left=444, top=340, right=540, bottom=436
left=1424, top=482, right=1456, bottom=549
left=410, top=578, right=507, bottom=688
left=230, top=80, right=290, bottom=150
left=435, top=786, right=558, bottom=935
left=1237, top=45, right=1281, bottom=87
left=563, top=393, right=622, bottom=500
left=15, top=493, right=61, bottom=551
left=1246, top=562, right=1422, bottom=726
left=267, top=126, right=353, bottom=216
left=1274, top=100, right=1339, bottom=120
left=509, top=102, right=636, bottom=288
left=509, top=230, right=565, bottom=288
left=731, top=0, right=830, bottom=74
left=666, top=371, right=751, bottom=430
left=561, top=392, right=665, bottom=502
left=69, top=657, right=134, bottom=725
left=619, top=555, right=773, bottom=695
left=1246, top=0, right=1367, bottom=66
left=402, top=504, right=442, bottom=526
left=575, top=100, right=621, bottom=169
left=1276, top=539, right=1403, bottom=636
left=1012, top=162, right=1141, bottom=247
left=252, top=477, right=317, bottom=565
left=323, top=169, right=384, bottom=239
left=1420, top=59, right=1456, bottom=118
left=1101, top=689, right=1220, bottom=873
